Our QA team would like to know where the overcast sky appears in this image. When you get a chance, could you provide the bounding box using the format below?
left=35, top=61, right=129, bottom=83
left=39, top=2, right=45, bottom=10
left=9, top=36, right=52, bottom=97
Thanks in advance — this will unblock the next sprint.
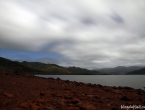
left=0, top=0, right=145, bottom=69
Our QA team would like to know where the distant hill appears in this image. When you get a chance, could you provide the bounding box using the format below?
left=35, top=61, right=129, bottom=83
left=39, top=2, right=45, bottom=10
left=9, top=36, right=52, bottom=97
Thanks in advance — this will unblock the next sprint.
left=126, top=68, right=145, bottom=75
left=0, top=57, right=43, bottom=75
left=95, top=66, right=144, bottom=75
left=67, top=67, right=107, bottom=75
left=21, top=61, right=71, bottom=75
left=21, top=61, right=106, bottom=75
left=0, top=57, right=105, bottom=75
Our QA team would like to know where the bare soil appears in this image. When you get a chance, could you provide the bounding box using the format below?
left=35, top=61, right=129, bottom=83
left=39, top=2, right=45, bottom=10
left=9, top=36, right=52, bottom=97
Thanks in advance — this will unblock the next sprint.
left=0, top=73, right=145, bottom=110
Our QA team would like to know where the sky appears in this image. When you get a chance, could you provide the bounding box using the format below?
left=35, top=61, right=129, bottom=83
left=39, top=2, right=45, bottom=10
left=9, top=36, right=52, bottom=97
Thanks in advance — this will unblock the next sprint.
left=0, top=0, right=145, bottom=69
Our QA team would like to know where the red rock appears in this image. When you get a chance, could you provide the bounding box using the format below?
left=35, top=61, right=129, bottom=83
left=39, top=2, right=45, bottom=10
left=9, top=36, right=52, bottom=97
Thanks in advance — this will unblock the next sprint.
left=79, top=103, right=96, bottom=110
left=71, top=100, right=79, bottom=104
left=120, top=96, right=132, bottom=101
left=30, top=103, right=44, bottom=110
left=19, top=102, right=29, bottom=109
left=3, top=92, right=14, bottom=98
left=12, top=108, right=23, bottom=110
left=0, top=74, right=145, bottom=110
left=40, top=92, right=45, bottom=96
left=62, top=107, right=80, bottom=110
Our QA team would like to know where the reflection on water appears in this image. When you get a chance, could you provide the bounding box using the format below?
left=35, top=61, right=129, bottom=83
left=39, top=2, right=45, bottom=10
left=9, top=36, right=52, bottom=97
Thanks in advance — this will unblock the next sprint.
left=36, top=75, right=145, bottom=89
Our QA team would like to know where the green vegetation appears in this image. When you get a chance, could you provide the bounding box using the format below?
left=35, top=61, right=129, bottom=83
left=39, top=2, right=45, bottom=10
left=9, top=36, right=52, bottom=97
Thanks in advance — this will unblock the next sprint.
left=21, top=62, right=107, bottom=75
left=67, top=67, right=106, bottom=75
left=0, top=57, right=43, bottom=75
left=0, top=57, right=106, bottom=75
left=21, top=61, right=71, bottom=75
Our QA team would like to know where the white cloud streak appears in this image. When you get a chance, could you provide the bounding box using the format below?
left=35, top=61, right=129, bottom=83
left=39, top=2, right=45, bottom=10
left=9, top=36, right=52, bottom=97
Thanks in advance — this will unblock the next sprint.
left=0, top=0, right=145, bottom=68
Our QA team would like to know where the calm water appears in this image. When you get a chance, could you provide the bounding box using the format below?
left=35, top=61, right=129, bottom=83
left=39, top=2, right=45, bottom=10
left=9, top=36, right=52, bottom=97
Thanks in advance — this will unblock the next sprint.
left=36, top=75, right=145, bottom=90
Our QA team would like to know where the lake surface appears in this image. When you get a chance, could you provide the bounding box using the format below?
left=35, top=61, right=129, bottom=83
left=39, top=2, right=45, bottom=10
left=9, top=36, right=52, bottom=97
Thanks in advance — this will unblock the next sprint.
left=36, top=75, right=145, bottom=90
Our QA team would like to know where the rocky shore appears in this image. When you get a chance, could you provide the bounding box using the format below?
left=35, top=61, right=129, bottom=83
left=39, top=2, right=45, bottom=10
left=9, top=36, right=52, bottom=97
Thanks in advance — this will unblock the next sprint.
left=0, top=73, right=145, bottom=110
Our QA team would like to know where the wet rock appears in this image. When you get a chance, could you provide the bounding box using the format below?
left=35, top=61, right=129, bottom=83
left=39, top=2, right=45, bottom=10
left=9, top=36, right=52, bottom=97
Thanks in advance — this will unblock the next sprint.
left=94, top=95, right=100, bottom=99
left=56, top=77, right=61, bottom=81
left=40, top=92, right=45, bottom=96
left=112, top=86, right=117, bottom=89
left=87, top=83, right=92, bottom=87
left=79, top=106, right=86, bottom=110
left=99, top=100, right=103, bottom=103
left=118, top=86, right=124, bottom=90
left=120, top=96, right=132, bottom=101
left=138, top=91, right=144, bottom=95
left=71, top=100, right=79, bottom=104
left=86, top=83, right=97, bottom=87
left=79, top=82, right=85, bottom=85
left=75, top=82, right=81, bottom=86
left=122, top=86, right=133, bottom=90
left=48, top=77, right=55, bottom=80
left=137, top=89, right=145, bottom=95
left=89, top=84, right=97, bottom=87
left=64, top=95, right=72, bottom=100
left=51, top=93, right=56, bottom=96
left=111, top=108, right=118, bottom=110
left=104, top=88, right=111, bottom=92
left=65, top=80, right=70, bottom=83
left=98, top=84, right=103, bottom=88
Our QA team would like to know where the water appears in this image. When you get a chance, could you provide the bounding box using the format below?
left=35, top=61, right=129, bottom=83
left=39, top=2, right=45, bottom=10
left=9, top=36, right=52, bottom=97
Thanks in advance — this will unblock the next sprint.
left=36, top=75, right=145, bottom=90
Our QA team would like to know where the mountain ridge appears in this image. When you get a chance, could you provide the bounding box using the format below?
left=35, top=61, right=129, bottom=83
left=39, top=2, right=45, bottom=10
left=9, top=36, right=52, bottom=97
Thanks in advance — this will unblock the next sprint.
left=95, top=66, right=145, bottom=75
left=126, top=68, right=145, bottom=75
left=20, top=61, right=106, bottom=75
left=0, top=57, right=43, bottom=75
left=0, top=57, right=106, bottom=75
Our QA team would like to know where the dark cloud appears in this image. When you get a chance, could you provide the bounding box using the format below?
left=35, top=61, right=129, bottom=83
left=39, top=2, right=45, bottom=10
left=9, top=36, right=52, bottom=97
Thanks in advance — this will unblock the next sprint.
left=81, top=18, right=96, bottom=25
left=111, top=13, right=124, bottom=23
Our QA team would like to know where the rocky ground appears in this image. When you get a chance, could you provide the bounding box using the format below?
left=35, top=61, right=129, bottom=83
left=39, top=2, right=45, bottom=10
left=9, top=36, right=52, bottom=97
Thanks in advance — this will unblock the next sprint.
left=0, top=73, right=145, bottom=110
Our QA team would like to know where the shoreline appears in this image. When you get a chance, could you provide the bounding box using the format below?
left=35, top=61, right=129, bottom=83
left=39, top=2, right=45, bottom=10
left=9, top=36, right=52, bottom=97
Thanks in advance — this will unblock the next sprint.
left=0, top=73, right=145, bottom=110
left=36, top=74, right=145, bottom=90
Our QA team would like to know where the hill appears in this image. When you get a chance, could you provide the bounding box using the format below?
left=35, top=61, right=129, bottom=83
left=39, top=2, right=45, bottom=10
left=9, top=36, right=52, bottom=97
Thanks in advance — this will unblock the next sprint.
left=21, top=61, right=71, bottom=75
left=0, top=57, right=43, bottom=75
left=95, top=66, right=144, bottom=75
left=126, top=68, right=145, bottom=75
left=67, top=67, right=107, bottom=75
left=21, top=62, right=106, bottom=75
left=0, top=57, right=105, bottom=75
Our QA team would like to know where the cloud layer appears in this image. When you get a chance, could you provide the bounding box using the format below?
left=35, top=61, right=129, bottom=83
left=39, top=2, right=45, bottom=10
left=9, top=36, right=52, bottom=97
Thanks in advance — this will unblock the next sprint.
left=0, top=0, right=145, bottom=69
